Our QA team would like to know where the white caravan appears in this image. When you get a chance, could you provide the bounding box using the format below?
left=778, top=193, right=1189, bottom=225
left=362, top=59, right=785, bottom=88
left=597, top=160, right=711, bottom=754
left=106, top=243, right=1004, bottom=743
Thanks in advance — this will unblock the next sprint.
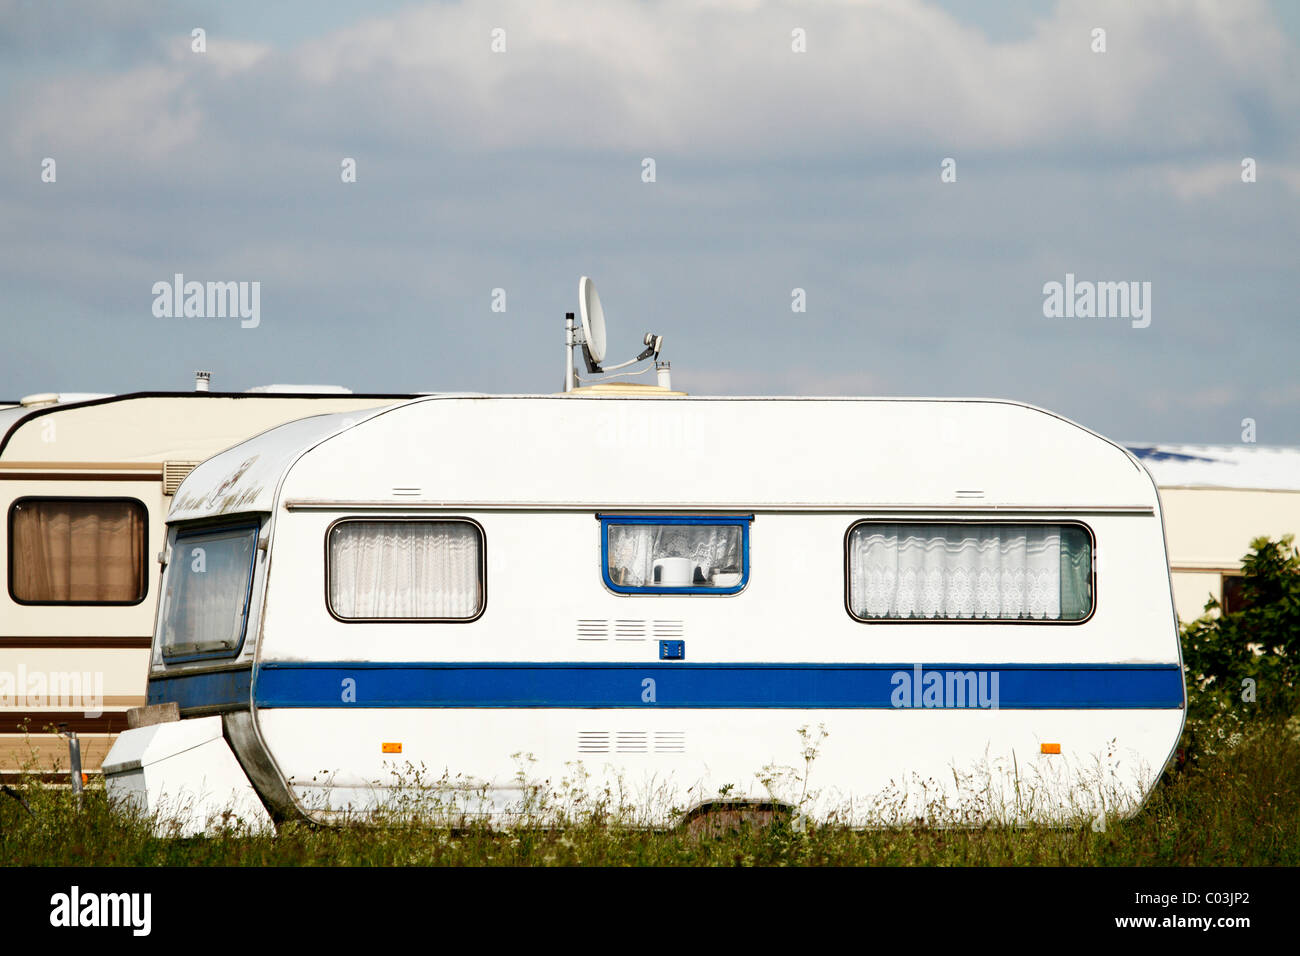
left=104, top=281, right=1185, bottom=833
left=106, top=391, right=1186, bottom=832
left=0, top=384, right=413, bottom=776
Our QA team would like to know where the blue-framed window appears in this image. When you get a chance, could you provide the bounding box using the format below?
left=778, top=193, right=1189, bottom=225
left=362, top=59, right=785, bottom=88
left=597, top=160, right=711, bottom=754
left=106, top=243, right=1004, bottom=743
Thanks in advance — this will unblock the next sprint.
left=160, top=521, right=259, bottom=662
left=600, top=515, right=751, bottom=595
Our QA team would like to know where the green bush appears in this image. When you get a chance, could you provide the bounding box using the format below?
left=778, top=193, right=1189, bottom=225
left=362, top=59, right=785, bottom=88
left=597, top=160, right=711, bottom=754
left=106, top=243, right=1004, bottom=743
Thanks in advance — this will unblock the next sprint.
left=1178, top=535, right=1300, bottom=764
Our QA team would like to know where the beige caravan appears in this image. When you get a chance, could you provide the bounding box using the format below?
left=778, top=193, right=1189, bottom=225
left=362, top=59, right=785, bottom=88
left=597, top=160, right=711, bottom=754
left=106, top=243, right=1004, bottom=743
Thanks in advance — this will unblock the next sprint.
left=1127, top=444, right=1300, bottom=622
left=0, top=384, right=412, bottom=776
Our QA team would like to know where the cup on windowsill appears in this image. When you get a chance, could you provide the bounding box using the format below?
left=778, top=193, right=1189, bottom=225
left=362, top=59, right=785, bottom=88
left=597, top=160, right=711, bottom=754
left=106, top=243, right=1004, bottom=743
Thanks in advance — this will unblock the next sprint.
left=652, top=557, right=693, bottom=587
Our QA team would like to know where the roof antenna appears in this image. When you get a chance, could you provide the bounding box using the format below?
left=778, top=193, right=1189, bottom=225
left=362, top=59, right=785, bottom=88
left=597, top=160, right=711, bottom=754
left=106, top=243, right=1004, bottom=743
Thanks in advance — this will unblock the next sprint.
left=565, top=277, right=663, bottom=392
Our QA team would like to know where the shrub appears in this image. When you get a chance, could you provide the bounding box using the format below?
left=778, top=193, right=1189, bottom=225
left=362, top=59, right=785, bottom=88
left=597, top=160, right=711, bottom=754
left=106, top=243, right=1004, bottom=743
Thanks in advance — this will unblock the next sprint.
left=1178, top=535, right=1300, bottom=764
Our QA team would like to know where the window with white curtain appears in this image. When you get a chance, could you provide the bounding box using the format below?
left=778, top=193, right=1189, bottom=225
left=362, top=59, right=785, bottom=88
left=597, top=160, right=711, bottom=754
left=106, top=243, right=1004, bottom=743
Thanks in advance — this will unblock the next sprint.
left=603, top=516, right=749, bottom=593
left=328, top=519, right=484, bottom=620
left=161, top=522, right=259, bottom=658
left=847, top=522, right=1093, bottom=621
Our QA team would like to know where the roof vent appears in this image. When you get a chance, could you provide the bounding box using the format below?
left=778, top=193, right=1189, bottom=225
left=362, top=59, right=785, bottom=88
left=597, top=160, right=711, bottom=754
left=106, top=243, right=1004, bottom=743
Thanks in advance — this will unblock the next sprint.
left=163, top=461, right=201, bottom=495
left=19, top=392, right=113, bottom=407
left=194, top=371, right=211, bottom=392
left=244, top=384, right=353, bottom=394
left=19, top=392, right=60, bottom=407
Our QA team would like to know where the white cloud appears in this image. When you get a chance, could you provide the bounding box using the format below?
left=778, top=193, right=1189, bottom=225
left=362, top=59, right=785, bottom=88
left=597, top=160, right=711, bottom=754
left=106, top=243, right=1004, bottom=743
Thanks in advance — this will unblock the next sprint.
left=189, top=38, right=273, bottom=77
left=2, top=1, right=1296, bottom=443
left=1164, top=161, right=1247, bottom=199
left=8, top=0, right=1297, bottom=164
left=1161, top=159, right=1300, bottom=199
left=13, top=65, right=199, bottom=160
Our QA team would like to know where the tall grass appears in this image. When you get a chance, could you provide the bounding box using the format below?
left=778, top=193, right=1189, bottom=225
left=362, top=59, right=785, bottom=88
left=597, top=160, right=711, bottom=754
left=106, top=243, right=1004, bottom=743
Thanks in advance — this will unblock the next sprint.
left=2, top=715, right=1297, bottom=866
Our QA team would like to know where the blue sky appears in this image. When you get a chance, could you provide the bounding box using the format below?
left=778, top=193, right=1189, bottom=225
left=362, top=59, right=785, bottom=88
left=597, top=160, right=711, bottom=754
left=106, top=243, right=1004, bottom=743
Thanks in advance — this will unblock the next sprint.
left=2, top=0, right=1297, bottom=444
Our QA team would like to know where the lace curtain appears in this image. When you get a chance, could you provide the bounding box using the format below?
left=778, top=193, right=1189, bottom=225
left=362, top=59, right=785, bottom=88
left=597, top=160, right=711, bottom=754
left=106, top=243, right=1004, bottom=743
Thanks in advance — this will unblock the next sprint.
left=329, top=520, right=481, bottom=619
left=607, top=524, right=743, bottom=588
left=162, top=525, right=258, bottom=654
left=848, top=523, right=1091, bottom=621
left=10, top=499, right=145, bottom=602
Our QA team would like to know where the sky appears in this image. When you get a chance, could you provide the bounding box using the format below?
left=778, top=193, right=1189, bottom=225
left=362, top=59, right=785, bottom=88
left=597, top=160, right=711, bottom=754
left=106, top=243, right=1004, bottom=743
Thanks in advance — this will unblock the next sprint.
left=1, top=0, right=1297, bottom=444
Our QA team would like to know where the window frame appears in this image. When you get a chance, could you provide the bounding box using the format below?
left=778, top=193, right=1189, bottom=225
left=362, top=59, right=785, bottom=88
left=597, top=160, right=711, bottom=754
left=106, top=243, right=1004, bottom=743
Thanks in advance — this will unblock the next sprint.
left=842, top=518, right=1097, bottom=625
left=324, top=516, right=487, bottom=623
left=8, top=495, right=149, bottom=607
left=599, top=514, right=753, bottom=596
left=1219, top=572, right=1248, bottom=615
left=160, top=519, right=261, bottom=662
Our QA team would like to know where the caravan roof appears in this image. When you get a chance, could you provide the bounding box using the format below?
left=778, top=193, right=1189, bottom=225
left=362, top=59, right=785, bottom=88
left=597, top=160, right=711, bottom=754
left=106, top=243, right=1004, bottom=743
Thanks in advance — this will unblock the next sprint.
left=169, top=394, right=1159, bottom=522
left=1127, top=443, right=1300, bottom=492
left=0, top=391, right=415, bottom=464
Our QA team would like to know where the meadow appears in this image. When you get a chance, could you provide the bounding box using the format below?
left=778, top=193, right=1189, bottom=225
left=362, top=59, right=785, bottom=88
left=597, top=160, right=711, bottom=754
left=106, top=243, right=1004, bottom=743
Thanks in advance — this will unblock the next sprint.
left=2, top=715, right=1297, bottom=866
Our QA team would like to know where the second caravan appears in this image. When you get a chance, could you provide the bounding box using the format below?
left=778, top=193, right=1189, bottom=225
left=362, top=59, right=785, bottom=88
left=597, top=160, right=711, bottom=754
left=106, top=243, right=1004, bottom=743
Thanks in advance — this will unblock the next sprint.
left=0, top=383, right=413, bottom=775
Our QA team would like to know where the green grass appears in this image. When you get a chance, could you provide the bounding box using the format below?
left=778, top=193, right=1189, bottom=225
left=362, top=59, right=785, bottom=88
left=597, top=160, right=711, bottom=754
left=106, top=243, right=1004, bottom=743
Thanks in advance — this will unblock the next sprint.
left=3, top=718, right=1298, bottom=866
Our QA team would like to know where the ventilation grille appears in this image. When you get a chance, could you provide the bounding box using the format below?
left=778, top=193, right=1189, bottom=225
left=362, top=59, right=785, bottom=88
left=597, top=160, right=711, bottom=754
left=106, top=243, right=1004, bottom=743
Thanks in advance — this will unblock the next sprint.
left=614, top=619, right=647, bottom=641
left=576, top=731, right=686, bottom=755
left=654, top=731, right=686, bottom=753
left=577, top=619, right=684, bottom=642
left=162, top=461, right=201, bottom=496
left=392, top=486, right=421, bottom=497
left=616, top=731, right=648, bottom=753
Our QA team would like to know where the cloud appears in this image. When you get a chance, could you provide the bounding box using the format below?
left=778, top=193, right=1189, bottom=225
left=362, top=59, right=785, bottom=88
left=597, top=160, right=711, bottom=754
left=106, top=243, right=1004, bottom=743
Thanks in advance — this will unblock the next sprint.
left=6, top=0, right=1297, bottom=168
left=0, top=1, right=1296, bottom=443
left=12, top=65, right=198, bottom=161
left=282, top=0, right=1296, bottom=157
left=1162, top=159, right=1300, bottom=198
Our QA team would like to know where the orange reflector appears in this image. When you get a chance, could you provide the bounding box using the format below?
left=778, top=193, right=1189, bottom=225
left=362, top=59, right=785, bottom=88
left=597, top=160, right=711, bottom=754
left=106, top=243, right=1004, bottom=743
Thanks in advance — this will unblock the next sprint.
left=1041, top=743, right=1061, bottom=754
left=382, top=742, right=402, bottom=754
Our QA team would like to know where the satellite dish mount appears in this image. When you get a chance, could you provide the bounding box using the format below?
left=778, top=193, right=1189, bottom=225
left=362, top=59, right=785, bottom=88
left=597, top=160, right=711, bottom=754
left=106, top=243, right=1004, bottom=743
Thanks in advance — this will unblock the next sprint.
left=565, top=276, right=665, bottom=391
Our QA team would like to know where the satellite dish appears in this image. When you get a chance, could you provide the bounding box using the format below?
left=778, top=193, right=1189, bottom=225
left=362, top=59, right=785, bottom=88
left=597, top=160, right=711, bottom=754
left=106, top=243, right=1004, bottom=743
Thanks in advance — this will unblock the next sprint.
left=564, top=275, right=664, bottom=391
left=578, top=276, right=607, bottom=365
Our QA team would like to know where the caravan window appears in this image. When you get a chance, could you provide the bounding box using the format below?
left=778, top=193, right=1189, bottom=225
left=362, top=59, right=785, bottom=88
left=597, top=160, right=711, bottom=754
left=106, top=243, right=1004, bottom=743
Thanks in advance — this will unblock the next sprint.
left=601, top=515, right=750, bottom=594
left=846, top=522, right=1093, bottom=622
left=161, top=522, right=259, bottom=659
left=9, top=497, right=147, bottom=605
left=327, top=518, right=485, bottom=621
left=1220, top=573, right=1249, bottom=614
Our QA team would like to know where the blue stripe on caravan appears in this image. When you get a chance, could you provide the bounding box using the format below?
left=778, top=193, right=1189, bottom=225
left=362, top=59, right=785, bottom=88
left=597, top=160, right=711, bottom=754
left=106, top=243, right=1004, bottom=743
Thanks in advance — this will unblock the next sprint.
left=149, top=668, right=251, bottom=711
left=244, top=662, right=1184, bottom=710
